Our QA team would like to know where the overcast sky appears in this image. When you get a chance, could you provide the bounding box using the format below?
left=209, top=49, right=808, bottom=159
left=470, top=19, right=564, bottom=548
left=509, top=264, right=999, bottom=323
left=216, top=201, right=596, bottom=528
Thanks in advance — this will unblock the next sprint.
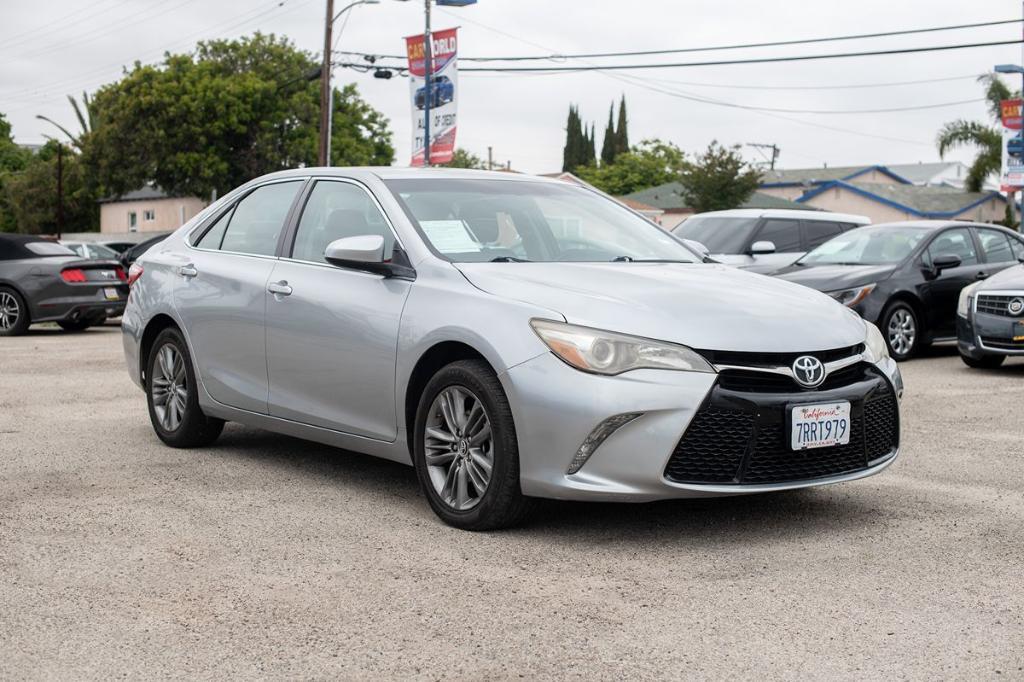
left=1, top=0, right=1021, bottom=174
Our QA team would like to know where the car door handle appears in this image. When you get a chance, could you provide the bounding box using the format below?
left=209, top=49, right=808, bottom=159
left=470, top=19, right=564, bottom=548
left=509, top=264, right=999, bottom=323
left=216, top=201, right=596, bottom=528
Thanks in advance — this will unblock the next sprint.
left=178, top=265, right=198, bottom=278
left=267, top=281, right=293, bottom=296
left=975, top=271, right=989, bottom=280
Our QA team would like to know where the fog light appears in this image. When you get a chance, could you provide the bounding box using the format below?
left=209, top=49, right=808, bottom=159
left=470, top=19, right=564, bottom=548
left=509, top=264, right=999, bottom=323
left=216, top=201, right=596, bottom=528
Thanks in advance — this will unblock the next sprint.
left=567, top=412, right=643, bottom=475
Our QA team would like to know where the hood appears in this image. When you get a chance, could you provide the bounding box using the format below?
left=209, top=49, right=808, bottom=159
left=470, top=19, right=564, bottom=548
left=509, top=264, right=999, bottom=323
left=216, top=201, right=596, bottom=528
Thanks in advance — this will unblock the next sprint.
left=979, top=263, right=1024, bottom=292
left=456, top=262, right=866, bottom=353
left=772, top=263, right=896, bottom=292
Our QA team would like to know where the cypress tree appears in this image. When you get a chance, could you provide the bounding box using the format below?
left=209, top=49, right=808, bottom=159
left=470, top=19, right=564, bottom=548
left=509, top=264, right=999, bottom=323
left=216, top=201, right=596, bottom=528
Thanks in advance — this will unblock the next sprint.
left=562, top=105, right=580, bottom=172
left=600, top=104, right=616, bottom=165
left=615, top=95, right=629, bottom=156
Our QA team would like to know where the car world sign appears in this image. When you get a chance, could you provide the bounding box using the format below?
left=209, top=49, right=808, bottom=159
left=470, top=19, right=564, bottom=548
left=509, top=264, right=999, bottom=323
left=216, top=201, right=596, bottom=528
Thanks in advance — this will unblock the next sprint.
left=405, top=27, right=458, bottom=166
left=1000, top=98, right=1024, bottom=191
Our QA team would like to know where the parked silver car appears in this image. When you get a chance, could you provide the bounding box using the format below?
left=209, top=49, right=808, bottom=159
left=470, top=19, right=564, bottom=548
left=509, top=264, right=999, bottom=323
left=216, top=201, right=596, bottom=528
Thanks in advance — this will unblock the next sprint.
left=122, top=169, right=903, bottom=530
left=673, top=208, right=871, bottom=274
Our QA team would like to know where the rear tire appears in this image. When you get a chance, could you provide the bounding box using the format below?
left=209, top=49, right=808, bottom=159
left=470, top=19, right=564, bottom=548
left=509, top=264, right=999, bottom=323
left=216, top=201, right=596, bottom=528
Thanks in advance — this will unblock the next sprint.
left=0, top=287, right=30, bottom=337
left=880, top=301, right=920, bottom=361
left=58, top=319, right=92, bottom=332
left=146, top=327, right=224, bottom=448
left=413, top=359, right=534, bottom=531
left=961, top=353, right=1005, bottom=369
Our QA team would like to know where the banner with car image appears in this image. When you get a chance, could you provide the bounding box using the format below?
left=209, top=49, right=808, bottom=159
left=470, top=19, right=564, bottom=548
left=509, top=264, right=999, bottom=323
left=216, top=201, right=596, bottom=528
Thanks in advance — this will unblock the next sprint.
left=1000, top=98, right=1024, bottom=191
left=405, top=27, right=458, bottom=166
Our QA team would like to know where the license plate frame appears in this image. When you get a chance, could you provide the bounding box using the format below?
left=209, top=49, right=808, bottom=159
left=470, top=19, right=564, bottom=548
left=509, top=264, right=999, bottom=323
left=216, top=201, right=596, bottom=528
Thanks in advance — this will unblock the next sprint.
left=103, top=287, right=120, bottom=301
left=1014, top=321, right=1024, bottom=342
left=789, top=401, right=852, bottom=451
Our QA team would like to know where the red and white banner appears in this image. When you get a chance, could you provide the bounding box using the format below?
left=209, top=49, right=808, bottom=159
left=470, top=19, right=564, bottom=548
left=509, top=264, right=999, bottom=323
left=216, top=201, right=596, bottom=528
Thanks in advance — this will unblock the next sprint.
left=405, top=27, right=458, bottom=166
left=1000, top=98, right=1024, bottom=191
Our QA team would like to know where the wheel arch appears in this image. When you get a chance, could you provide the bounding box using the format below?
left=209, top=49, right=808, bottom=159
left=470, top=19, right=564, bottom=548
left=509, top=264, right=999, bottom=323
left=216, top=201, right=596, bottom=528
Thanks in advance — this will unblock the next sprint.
left=881, top=291, right=928, bottom=336
left=139, top=313, right=182, bottom=389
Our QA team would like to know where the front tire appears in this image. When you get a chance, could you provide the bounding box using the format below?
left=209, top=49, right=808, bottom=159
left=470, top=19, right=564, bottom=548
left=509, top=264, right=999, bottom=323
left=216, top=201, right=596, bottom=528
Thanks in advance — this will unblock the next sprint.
left=961, top=353, right=1005, bottom=369
left=146, top=327, right=224, bottom=448
left=0, top=287, right=30, bottom=336
left=881, top=301, right=920, bottom=361
left=413, top=359, right=534, bottom=531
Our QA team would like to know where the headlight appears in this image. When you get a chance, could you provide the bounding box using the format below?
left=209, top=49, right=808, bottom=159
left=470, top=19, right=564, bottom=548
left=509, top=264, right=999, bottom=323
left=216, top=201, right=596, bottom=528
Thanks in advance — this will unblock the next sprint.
left=957, top=280, right=984, bottom=318
left=530, top=319, right=715, bottom=375
left=827, top=284, right=876, bottom=308
left=863, top=320, right=889, bottom=363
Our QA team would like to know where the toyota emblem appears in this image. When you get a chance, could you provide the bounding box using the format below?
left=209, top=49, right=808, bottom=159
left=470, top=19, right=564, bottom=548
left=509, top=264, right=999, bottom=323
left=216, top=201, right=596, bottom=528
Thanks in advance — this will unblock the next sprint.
left=792, top=355, right=826, bottom=389
left=1009, top=298, right=1024, bottom=316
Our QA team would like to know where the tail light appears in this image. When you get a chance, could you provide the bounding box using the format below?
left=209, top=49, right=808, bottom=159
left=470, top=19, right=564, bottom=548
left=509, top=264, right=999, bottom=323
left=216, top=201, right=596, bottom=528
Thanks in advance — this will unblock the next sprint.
left=61, top=268, right=87, bottom=283
left=115, top=266, right=128, bottom=282
left=127, top=263, right=144, bottom=287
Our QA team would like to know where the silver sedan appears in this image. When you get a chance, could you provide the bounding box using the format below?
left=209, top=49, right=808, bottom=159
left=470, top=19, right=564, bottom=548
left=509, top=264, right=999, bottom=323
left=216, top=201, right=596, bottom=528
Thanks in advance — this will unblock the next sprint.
left=121, top=168, right=903, bottom=530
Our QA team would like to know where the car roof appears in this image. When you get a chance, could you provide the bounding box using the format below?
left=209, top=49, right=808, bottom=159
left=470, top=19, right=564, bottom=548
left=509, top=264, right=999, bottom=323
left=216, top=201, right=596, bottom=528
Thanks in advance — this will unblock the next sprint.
left=687, top=208, right=871, bottom=224
left=863, top=220, right=1008, bottom=231
left=251, top=166, right=575, bottom=185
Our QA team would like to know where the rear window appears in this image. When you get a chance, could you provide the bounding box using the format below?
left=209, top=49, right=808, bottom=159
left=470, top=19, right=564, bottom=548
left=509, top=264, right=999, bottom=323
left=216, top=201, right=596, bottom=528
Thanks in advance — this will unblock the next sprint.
left=25, top=242, right=76, bottom=256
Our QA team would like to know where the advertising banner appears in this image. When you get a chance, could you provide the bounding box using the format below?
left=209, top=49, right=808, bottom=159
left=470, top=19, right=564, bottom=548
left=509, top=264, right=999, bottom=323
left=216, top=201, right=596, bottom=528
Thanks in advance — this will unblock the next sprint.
left=1000, top=98, right=1024, bottom=191
left=405, top=27, right=458, bottom=166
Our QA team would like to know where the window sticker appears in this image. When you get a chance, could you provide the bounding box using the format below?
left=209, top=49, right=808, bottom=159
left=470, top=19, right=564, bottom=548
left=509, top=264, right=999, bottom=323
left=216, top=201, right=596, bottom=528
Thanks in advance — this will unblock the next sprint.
left=420, top=220, right=481, bottom=253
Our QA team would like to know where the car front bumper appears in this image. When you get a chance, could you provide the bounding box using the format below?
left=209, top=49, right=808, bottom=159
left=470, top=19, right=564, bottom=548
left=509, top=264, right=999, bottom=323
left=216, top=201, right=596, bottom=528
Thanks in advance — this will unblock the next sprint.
left=957, top=311, right=1024, bottom=358
left=502, top=352, right=902, bottom=502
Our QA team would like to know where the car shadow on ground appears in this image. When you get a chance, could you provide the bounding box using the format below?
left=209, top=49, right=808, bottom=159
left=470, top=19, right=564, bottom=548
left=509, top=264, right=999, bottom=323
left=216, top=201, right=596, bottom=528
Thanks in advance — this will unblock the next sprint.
left=208, top=424, right=889, bottom=542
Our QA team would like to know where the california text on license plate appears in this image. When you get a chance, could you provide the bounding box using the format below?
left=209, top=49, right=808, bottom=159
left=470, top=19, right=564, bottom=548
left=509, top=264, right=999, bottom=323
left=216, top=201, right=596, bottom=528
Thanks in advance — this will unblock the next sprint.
left=790, top=401, right=851, bottom=450
left=103, top=287, right=120, bottom=301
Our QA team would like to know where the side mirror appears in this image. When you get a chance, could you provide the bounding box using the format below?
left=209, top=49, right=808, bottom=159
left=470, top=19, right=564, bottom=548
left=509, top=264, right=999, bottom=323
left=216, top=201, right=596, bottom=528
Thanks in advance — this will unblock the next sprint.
left=931, top=254, right=962, bottom=274
left=681, top=238, right=710, bottom=258
left=750, top=240, right=776, bottom=255
left=323, top=235, right=416, bottom=280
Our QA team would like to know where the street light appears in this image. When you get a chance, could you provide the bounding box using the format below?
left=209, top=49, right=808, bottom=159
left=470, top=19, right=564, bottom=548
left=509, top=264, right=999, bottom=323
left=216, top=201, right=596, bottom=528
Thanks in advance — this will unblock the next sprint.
left=319, top=0, right=380, bottom=166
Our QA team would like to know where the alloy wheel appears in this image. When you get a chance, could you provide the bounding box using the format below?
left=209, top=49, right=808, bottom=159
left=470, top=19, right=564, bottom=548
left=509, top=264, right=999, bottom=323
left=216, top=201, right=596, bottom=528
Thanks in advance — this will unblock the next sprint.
left=0, top=292, right=20, bottom=330
left=151, top=343, right=188, bottom=431
left=887, top=309, right=916, bottom=357
left=423, top=386, right=494, bottom=511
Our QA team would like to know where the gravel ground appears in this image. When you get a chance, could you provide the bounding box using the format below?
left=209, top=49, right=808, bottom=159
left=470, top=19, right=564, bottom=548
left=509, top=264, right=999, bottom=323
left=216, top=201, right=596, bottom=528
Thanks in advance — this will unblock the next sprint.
left=1, top=324, right=1022, bottom=680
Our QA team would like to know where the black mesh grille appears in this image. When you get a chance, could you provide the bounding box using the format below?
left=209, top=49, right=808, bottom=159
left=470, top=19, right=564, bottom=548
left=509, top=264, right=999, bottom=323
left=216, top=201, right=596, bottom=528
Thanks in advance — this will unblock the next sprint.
left=976, top=294, right=1023, bottom=318
left=980, top=336, right=1024, bottom=350
left=664, top=367, right=898, bottom=485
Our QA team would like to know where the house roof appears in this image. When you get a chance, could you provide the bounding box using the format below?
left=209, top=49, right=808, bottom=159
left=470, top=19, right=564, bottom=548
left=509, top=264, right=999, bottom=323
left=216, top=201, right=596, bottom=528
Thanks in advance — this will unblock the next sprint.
left=622, top=181, right=813, bottom=211
left=798, top=180, right=1006, bottom=218
left=884, top=161, right=965, bottom=185
left=99, top=185, right=173, bottom=204
left=760, top=164, right=912, bottom=187
left=616, top=197, right=664, bottom=213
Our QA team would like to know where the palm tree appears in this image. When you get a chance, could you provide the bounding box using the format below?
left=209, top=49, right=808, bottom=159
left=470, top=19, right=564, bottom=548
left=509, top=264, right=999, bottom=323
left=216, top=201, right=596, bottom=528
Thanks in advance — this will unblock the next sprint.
left=35, top=92, right=94, bottom=150
left=937, top=74, right=1016, bottom=192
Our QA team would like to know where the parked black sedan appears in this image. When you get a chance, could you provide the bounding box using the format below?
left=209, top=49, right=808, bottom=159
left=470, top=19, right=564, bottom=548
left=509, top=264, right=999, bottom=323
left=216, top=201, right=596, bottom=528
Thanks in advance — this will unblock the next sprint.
left=0, top=234, right=129, bottom=336
left=956, top=263, right=1024, bottom=368
left=774, top=221, right=1024, bottom=360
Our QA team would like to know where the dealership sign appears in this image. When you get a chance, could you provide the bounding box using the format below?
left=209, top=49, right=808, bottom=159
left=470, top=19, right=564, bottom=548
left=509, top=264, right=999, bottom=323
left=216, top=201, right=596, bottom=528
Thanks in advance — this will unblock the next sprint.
left=1000, top=98, right=1024, bottom=191
left=405, top=27, right=458, bottom=166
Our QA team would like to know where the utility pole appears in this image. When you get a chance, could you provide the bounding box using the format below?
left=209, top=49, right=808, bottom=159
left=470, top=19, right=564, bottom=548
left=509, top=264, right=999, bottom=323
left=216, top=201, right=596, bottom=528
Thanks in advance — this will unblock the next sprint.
left=422, top=0, right=433, bottom=167
left=56, top=144, right=64, bottom=239
left=487, top=146, right=493, bottom=171
left=746, top=142, right=780, bottom=170
left=318, top=0, right=334, bottom=166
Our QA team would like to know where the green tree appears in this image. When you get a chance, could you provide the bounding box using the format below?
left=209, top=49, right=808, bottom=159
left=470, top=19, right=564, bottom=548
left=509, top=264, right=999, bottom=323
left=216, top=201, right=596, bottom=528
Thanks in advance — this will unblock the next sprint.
left=576, top=139, right=684, bottom=195
left=600, top=104, right=616, bottom=165
left=3, top=140, right=97, bottom=234
left=36, top=92, right=94, bottom=150
left=445, top=148, right=486, bottom=169
left=0, top=113, right=33, bottom=232
left=85, top=33, right=393, bottom=199
left=562, top=105, right=592, bottom=172
left=937, top=74, right=1016, bottom=192
left=678, top=141, right=761, bottom=213
left=614, top=95, right=629, bottom=156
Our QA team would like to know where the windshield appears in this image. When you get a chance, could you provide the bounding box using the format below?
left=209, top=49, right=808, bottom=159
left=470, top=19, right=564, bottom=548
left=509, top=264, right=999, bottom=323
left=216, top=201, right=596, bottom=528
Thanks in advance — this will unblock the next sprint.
left=672, top=216, right=759, bottom=254
left=799, top=226, right=928, bottom=265
left=25, top=241, right=76, bottom=256
left=88, top=243, right=120, bottom=259
left=384, top=178, right=699, bottom=263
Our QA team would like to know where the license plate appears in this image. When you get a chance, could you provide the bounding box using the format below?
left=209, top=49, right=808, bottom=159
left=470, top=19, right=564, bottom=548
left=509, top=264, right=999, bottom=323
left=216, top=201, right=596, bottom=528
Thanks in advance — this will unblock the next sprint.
left=790, top=401, right=851, bottom=451
left=1014, top=322, right=1024, bottom=342
left=103, top=287, right=120, bottom=301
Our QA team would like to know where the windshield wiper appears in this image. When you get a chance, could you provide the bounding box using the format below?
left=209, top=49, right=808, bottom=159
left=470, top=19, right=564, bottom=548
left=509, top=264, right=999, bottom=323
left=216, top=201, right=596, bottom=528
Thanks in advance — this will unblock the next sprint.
left=489, top=256, right=531, bottom=262
left=611, top=256, right=694, bottom=263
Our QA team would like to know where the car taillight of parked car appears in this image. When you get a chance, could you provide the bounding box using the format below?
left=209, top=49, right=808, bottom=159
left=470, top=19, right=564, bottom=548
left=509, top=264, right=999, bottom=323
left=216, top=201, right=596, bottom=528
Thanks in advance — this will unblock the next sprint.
left=116, top=266, right=128, bottom=282
left=127, top=263, right=143, bottom=287
left=60, top=268, right=88, bottom=283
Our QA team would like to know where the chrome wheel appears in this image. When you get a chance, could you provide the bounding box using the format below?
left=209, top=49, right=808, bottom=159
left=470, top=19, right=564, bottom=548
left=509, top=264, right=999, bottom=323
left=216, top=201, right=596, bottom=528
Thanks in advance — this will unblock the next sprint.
left=887, top=308, right=916, bottom=357
left=0, top=291, right=19, bottom=330
left=423, top=386, right=494, bottom=511
left=151, top=343, right=187, bottom=431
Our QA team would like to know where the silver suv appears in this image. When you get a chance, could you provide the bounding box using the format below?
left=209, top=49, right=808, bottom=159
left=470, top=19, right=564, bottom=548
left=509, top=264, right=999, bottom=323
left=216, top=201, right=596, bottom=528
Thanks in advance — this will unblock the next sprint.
left=122, top=169, right=902, bottom=530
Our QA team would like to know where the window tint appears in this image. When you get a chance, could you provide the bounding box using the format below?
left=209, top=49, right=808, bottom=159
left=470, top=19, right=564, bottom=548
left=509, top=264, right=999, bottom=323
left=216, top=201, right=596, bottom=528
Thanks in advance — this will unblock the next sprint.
left=755, top=219, right=802, bottom=252
left=927, top=227, right=977, bottom=266
left=803, top=220, right=843, bottom=249
left=1010, top=234, right=1024, bottom=261
left=218, top=181, right=302, bottom=257
left=673, top=216, right=759, bottom=254
left=194, top=208, right=233, bottom=249
left=292, top=181, right=394, bottom=263
left=977, top=228, right=1014, bottom=263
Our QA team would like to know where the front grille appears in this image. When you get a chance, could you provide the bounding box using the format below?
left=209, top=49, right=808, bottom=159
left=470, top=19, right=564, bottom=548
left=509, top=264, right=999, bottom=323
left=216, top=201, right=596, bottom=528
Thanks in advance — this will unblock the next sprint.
left=664, top=367, right=898, bottom=485
left=717, top=362, right=866, bottom=393
left=976, top=294, right=1023, bottom=318
left=697, top=344, right=864, bottom=367
left=980, top=335, right=1024, bottom=350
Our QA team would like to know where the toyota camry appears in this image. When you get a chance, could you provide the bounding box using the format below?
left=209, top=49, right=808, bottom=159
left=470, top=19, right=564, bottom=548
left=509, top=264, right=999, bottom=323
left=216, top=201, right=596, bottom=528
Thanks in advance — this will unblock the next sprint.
left=122, top=168, right=903, bottom=530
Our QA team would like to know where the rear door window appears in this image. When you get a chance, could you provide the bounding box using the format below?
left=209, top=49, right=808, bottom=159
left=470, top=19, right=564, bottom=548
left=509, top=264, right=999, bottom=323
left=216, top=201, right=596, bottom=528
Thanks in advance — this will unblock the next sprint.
left=976, top=228, right=1015, bottom=264
left=217, top=181, right=303, bottom=257
left=754, top=219, right=802, bottom=252
left=1010, top=234, right=1024, bottom=261
left=802, top=220, right=843, bottom=249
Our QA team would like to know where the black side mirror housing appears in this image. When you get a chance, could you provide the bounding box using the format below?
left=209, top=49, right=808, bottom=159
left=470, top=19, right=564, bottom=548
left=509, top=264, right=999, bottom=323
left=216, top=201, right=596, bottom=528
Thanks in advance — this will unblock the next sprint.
left=925, top=253, right=962, bottom=278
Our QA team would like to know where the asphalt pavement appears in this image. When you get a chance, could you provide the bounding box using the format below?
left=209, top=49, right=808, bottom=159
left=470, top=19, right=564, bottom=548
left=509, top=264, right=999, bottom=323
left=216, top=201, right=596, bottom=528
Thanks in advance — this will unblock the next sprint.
left=1, top=324, right=1022, bottom=679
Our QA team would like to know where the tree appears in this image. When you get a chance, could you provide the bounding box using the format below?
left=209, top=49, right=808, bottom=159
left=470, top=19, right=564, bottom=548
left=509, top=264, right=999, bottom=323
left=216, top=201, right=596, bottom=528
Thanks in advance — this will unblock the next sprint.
left=937, top=74, right=1015, bottom=192
left=0, top=113, right=33, bottom=232
left=600, top=104, right=616, bottom=165
left=614, top=95, right=629, bottom=156
left=575, top=139, right=685, bottom=195
left=3, top=140, right=97, bottom=234
left=446, top=148, right=486, bottom=169
left=678, top=141, right=761, bottom=213
left=562, top=105, right=593, bottom=172
left=36, top=92, right=94, bottom=151
left=85, top=33, right=393, bottom=199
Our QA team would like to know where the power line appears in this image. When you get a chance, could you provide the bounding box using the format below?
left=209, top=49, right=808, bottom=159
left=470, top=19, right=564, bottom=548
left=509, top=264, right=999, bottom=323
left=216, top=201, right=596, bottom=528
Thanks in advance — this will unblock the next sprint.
left=338, top=17, right=1024, bottom=63
left=624, top=73, right=986, bottom=92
